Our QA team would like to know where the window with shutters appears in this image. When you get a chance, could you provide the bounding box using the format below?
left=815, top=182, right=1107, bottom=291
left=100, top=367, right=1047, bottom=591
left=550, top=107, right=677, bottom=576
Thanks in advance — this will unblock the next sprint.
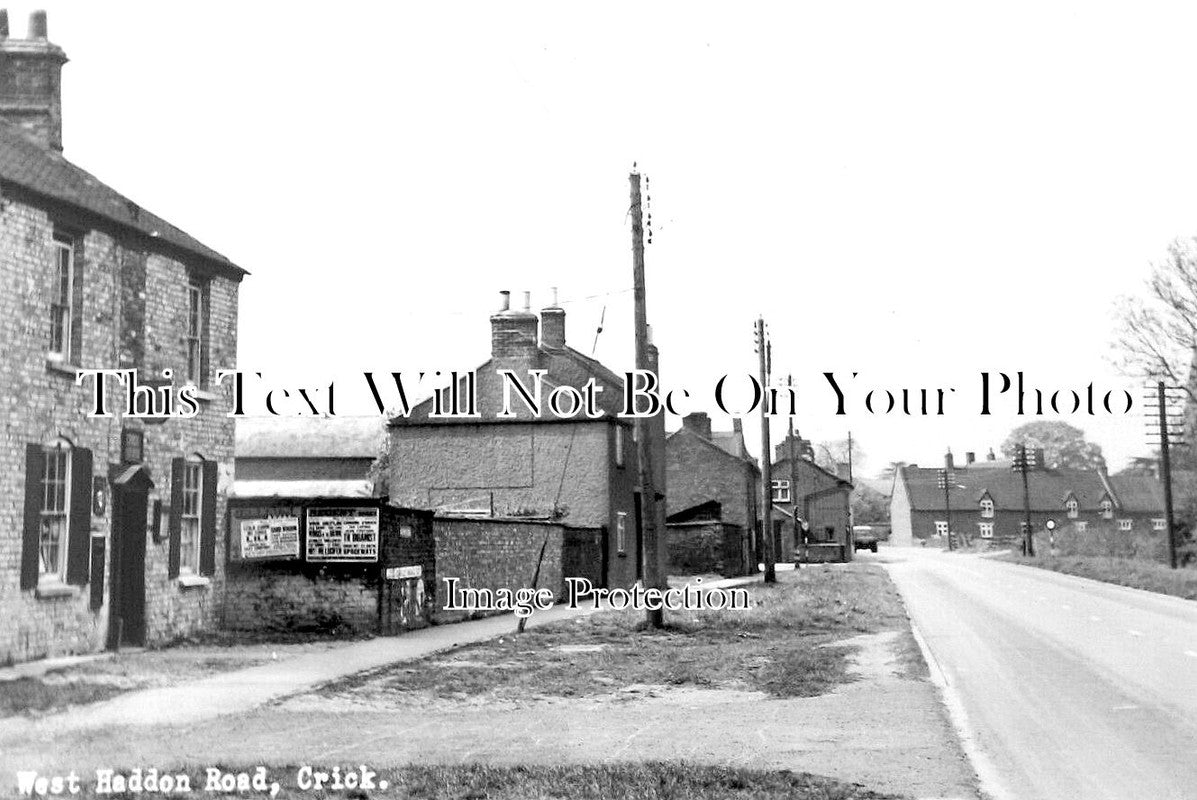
left=39, top=440, right=71, bottom=581
left=179, top=459, right=203, bottom=574
left=48, top=231, right=79, bottom=362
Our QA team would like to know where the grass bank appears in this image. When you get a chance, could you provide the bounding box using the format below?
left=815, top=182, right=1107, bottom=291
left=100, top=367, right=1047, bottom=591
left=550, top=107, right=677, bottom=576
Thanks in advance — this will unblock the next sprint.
left=325, top=563, right=922, bottom=702
left=1003, top=553, right=1197, bottom=600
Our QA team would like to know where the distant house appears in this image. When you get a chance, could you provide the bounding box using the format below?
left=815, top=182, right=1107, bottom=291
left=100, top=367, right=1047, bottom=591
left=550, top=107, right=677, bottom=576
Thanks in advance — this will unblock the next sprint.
left=771, top=433, right=853, bottom=562
left=664, top=412, right=759, bottom=575
left=233, top=417, right=386, bottom=499
left=891, top=450, right=1171, bottom=548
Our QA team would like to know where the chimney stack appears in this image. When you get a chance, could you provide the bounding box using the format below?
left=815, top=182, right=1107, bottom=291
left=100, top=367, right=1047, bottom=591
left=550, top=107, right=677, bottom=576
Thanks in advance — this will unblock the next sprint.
left=1034, top=447, right=1046, bottom=469
left=965, top=451, right=976, bottom=466
left=945, top=449, right=954, bottom=470
left=682, top=411, right=712, bottom=440
left=0, top=9, right=68, bottom=151
left=540, top=286, right=566, bottom=349
left=490, top=289, right=539, bottom=361
left=987, top=447, right=996, bottom=462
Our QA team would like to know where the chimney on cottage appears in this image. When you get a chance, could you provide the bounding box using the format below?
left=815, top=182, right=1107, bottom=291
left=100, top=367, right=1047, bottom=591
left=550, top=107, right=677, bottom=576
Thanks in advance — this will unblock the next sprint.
left=682, top=411, right=712, bottom=440
left=944, top=449, right=954, bottom=470
left=732, top=418, right=743, bottom=436
left=1033, top=447, right=1046, bottom=469
left=987, top=447, right=997, bottom=462
left=540, top=286, right=566, bottom=349
left=965, top=451, right=976, bottom=466
left=0, top=10, right=68, bottom=151
left=490, top=289, right=539, bottom=361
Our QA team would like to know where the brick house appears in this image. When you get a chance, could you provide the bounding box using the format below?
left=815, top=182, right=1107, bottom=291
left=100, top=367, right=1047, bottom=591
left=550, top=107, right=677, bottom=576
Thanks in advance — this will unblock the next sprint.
left=890, top=450, right=1172, bottom=550
left=385, top=290, right=662, bottom=590
left=0, top=13, right=245, bottom=664
left=664, top=412, right=759, bottom=574
left=771, top=433, right=853, bottom=562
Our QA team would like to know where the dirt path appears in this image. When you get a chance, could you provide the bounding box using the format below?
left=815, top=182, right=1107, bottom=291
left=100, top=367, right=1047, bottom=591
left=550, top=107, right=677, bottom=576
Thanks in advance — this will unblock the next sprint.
left=5, top=630, right=979, bottom=800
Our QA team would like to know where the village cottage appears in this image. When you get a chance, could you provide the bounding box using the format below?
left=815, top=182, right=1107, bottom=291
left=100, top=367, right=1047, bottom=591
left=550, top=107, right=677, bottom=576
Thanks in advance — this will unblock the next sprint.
left=771, top=433, right=854, bottom=563
left=385, top=290, right=665, bottom=591
left=0, top=12, right=245, bottom=664
left=891, top=450, right=1176, bottom=555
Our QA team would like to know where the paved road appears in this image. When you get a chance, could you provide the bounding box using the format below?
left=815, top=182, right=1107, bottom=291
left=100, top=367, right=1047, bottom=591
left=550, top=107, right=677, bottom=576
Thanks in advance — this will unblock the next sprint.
left=877, top=548, right=1197, bottom=800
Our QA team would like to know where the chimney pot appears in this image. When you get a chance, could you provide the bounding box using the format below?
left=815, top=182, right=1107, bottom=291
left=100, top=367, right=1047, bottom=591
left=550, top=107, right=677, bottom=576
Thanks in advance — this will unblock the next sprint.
left=987, top=447, right=996, bottom=461
left=945, top=449, right=954, bottom=470
left=523, top=290, right=531, bottom=311
left=29, top=10, right=46, bottom=38
left=498, top=290, right=510, bottom=312
left=682, top=412, right=712, bottom=440
left=966, top=451, right=976, bottom=465
left=550, top=286, right=559, bottom=307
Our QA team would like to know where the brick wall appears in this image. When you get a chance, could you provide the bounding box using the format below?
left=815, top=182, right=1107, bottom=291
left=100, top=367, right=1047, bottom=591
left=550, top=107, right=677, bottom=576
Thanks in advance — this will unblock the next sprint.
left=432, top=516, right=563, bottom=621
left=0, top=190, right=240, bottom=664
left=665, top=521, right=750, bottom=576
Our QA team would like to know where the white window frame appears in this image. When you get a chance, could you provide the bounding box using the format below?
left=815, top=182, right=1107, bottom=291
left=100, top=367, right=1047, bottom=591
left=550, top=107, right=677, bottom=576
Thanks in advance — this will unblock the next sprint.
left=979, top=498, right=994, bottom=518
left=1118, top=518, right=1133, bottom=532
left=1100, top=500, right=1113, bottom=520
left=1152, top=518, right=1166, bottom=531
left=179, top=458, right=204, bottom=574
left=1075, top=521, right=1088, bottom=533
left=615, top=511, right=627, bottom=554
left=39, top=439, right=72, bottom=583
left=48, top=232, right=76, bottom=362
left=934, top=520, right=949, bottom=536
left=978, top=522, right=994, bottom=539
left=185, top=276, right=207, bottom=387
left=772, top=479, right=791, bottom=503
left=1065, top=499, right=1078, bottom=519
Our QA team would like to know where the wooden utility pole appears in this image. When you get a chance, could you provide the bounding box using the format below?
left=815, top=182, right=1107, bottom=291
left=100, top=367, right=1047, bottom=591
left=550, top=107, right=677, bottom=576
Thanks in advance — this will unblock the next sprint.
left=757, top=317, right=777, bottom=583
left=1157, top=381, right=1179, bottom=569
left=629, top=171, right=665, bottom=626
left=788, top=375, right=799, bottom=567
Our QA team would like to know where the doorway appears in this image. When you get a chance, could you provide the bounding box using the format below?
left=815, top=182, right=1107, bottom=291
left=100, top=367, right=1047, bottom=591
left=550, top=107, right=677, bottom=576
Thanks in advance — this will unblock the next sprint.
left=108, top=473, right=149, bottom=649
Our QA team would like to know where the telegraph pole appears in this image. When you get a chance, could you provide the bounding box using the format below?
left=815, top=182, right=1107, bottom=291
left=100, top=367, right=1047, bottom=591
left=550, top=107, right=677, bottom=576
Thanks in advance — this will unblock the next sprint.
left=1156, top=381, right=1179, bottom=569
left=788, top=375, right=799, bottom=567
left=937, top=466, right=955, bottom=552
left=1013, top=444, right=1035, bottom=557
left=757, top=317, right=777, bottom=583
left=629, top=170, right=664, bottom=626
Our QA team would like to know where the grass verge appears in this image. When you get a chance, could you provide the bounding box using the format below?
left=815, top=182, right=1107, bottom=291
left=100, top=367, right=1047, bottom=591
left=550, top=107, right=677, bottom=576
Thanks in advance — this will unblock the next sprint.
left=1002, top=553, right=1197, bottom=600
left=325, top=563, right=921, bottom=703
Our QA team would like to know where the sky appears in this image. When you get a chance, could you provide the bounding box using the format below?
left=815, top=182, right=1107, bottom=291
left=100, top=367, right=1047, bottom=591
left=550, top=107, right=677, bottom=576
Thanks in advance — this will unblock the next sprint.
left=24, top=1, right=1197, bottom=477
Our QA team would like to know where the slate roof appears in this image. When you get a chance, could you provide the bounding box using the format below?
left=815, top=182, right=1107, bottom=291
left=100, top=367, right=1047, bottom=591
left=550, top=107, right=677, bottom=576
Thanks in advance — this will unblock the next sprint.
left=900, top=464, right=1116, bottom=513
left=666, top=426, right=760, bottom=470
left=236, top=417, right=387, bottom=459
left=0, top=119, right=245, bottom=276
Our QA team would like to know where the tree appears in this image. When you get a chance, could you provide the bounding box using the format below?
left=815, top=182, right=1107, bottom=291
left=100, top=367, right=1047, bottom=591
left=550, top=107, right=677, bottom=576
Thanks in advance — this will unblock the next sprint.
left=1114, top=236, right=1197, bottom=397
left=1000, top=422, right=1105, bottom=470
left=851, top=483, right=890, bottom=525
left=814, top=438, right=865, bottom=477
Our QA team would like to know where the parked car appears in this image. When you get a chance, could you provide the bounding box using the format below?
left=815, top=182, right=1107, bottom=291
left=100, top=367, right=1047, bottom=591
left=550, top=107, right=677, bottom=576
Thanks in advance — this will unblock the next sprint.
left=853, top=525, right=880, bottom=553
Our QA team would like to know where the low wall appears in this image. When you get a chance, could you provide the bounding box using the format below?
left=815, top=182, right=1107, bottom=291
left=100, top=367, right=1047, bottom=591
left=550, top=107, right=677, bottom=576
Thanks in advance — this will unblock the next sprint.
left=223, top=501, right=434, bottom=636
left=798, top=543, right=849, bottom=563
left=432, top=516, right=564, bottom=622
left=666, top=522, right=750, bottom=576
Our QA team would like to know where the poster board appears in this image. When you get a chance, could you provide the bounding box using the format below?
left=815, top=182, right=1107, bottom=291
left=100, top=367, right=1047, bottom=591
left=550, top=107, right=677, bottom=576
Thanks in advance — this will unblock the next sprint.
left=306, top=506, right=380, bottom=562
left=238, top=516, right=301, bottom=560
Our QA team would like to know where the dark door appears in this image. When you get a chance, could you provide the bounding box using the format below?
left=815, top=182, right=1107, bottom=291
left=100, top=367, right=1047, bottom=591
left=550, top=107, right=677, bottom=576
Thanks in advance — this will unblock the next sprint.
left=108, top=483, right=147, bottom=649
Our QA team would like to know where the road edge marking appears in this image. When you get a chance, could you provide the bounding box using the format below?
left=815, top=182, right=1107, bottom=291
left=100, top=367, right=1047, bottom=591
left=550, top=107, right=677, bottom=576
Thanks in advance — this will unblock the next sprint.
left=909, top=620, right=1014, bottom=800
